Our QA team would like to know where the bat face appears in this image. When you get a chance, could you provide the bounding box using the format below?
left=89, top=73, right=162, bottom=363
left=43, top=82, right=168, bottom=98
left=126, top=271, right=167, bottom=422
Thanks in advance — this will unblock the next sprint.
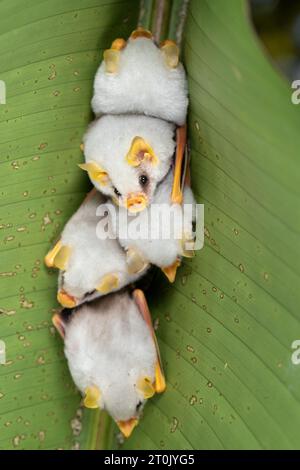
left=81, top=115, right=175, bottom=213
left=109, top=169, right=196, bottom=279
left=45, top=192, right=146, bottom=308
left=57, top=292, right=163, bottom=437
left=92, top=31, right=188, bottom=126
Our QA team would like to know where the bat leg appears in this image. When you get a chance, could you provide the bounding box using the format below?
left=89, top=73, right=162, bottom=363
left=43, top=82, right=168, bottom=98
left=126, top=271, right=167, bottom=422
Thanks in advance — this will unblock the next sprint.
left=133, top=289, right=153, bottom=329
left=155, top=361, right=166, bottom=393
left=52, top=313, right=66, bottom=339
left=161, top=259, right=181, bottom=283
left=126, top=247, right=149, bottom=274
left=171, top=125, right=187, bottom=204
left=133, top=289, right=166, bottom=393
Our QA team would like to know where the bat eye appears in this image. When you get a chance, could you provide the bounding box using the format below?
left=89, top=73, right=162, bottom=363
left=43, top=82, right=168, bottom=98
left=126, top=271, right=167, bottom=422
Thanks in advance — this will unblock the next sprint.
left=114, top=187, right=121, bottom=197
left=84, top=289, right=96, bottom=299
left=136, top=401, right=143, bottom=411
left=139, top=174, right=148, bottom=187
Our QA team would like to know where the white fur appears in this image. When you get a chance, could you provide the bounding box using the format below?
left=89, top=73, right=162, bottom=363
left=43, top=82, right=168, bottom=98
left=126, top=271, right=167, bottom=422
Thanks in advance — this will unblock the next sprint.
left=83, top=115, right=175, bottom=207
left=107, top=170, right=196, bottom=268
left=64, top=292, right=157, bottom=422
left=58, top=192, right=145, bottom=305
left=92, top=37, right=188, bottom=125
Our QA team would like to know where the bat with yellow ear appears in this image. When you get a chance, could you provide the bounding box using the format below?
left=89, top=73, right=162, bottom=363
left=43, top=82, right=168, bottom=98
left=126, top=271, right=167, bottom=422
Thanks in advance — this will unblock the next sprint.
left=81, top=114, right=176, bottom=213
left=91, top=30, right=188, bottom=126
left=161, top=124, right=195, bottom=283
left=52, top=290, right=166, bottom=438
left=107, top=125, right=196, bottom=284
left=44, top=190, right=148, bottom=309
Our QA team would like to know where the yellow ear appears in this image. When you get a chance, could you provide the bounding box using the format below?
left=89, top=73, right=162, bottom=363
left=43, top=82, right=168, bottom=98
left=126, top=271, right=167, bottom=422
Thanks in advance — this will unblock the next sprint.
left=45, top=240, right=62, bottom=267
left=126, top=137, right=159, bottom=167
left=45, top=241, right=71, bottom=270
left=111, top=38, right=126, bottom=51
left=160, top=40, right=179, bottom=68
left=96, top=274, right=119, bottom=294
left=78, top=162, right=109, bottom=186
left=83, top=386, right=101, bottom=409
left=103, top=48, right=120, bottom=73
left=53, top=245, right=71, bottom=270
left=137, top=376, right=155, bottom=399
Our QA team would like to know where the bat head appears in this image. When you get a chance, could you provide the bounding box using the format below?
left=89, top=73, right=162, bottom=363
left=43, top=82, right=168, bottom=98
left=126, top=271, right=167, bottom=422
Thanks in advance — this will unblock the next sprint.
left=81, top=115, right=175, bottom=213
left=92, top=30, right=188, bottom=126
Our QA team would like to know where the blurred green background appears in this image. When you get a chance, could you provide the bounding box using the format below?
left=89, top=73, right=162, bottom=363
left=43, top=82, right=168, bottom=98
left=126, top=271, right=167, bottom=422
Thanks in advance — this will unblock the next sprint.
left=251, top=0, right=300, bottom=80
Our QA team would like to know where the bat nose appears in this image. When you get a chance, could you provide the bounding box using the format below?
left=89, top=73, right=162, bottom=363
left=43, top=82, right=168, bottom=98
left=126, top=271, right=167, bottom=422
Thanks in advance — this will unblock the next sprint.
left=117, top=418, right=138, bottom=438
left=126, top=193, right=148, bottom=213
left=57, top=289, right=77, bottom=308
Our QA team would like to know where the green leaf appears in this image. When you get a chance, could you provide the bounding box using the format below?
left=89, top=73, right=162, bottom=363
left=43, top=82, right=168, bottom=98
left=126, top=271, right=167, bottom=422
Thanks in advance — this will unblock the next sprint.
left=0, top=0, right=139, bottom=450
left=120, top=0, right=300, bottom=450
left=1, top=0, right=299, bottom=450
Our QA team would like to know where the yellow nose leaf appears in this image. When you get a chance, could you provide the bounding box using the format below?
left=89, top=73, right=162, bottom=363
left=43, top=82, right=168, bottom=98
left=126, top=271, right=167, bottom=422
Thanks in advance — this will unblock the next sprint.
left=78, top=162, right=109, bottom=186
left=117, top=418, right=138, bottom=438
left=160, top=40, right=179, bottom=68
left=96, top=274, right=119, bottom=294
left=126, top=193, right=148, bottom=213
left=137, top=376, right=155, bottom=399
left=126, top=136, right=158, bottom=167
left=84, top=386, right=101, bottom=409
left=103, top=48, right=120, bottom=73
